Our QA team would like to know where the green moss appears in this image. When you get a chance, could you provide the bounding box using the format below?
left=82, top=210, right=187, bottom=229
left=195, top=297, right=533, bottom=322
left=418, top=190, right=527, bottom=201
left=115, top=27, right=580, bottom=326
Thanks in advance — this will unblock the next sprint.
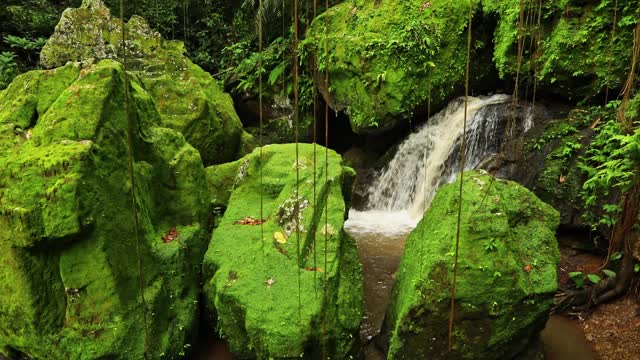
left=40, top=0, right=249, bottom=165
left=0, top=59, right=211, bottom=359
left=305, top=0, right=481, bottom=133
left=384, top=171, right=560, bottom=360
left=483, top=0, right=639, bottom=100
left=535, top=133, right=585, bottom=223
left=244, top=113, right=315, bottom=145
left=205, top=158, right=246, bottom=208
left=202, top=144, right=363, bottom=359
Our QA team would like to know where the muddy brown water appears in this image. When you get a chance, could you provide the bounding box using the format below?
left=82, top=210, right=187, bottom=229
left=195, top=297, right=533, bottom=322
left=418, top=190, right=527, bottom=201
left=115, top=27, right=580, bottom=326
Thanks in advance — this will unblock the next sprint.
left=344, top=210, right=597, bottom=360
left=191, top=212, right=597, bottom=359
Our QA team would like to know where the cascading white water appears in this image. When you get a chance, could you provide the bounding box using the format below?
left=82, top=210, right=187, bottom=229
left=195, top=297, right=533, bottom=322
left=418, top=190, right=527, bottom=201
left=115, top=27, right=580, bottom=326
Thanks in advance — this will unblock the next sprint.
left=345, top=94, right=535, bottom=340
left=345, top=94, right=521, bottom=339
left=365, top=94, right=513, bottom=217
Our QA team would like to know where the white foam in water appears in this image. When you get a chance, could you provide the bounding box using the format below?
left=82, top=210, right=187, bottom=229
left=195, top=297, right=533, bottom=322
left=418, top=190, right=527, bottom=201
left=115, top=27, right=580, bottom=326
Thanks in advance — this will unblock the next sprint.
left=345, top=209, right=418, bottom=238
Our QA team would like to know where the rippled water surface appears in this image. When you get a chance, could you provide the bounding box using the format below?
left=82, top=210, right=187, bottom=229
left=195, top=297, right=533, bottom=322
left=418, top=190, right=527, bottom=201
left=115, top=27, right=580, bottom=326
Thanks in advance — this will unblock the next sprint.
left=344, top=209, right=417, bottom=340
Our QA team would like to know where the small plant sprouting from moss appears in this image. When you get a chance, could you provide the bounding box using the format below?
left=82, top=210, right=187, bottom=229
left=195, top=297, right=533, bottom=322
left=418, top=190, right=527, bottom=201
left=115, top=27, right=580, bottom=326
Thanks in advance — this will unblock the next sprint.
left=483, top=237, right=498, bottom=252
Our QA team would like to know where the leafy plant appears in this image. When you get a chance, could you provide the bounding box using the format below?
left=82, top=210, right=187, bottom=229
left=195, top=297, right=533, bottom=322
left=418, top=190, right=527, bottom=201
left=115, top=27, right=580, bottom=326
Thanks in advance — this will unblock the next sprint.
left=529, top=121, right=579, bottom=151
left=483, top=237, right=498, bottom=252
left=3, top=35, right=47, bottom=50
left=611, top=251, right=624, bottom=261
left=587, top=274, right=602, bottom=284
left=552, top=139, right=583, bottom=160
left=0, top=51, right=17, bottom=90
left=569, top=271, right=585, bottom=288
left=576, top=100, right=640, bottom=230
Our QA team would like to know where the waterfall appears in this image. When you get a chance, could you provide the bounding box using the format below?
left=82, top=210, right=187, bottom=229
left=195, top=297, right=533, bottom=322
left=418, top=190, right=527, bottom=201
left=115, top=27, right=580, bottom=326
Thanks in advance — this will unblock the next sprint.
left=365, top=94, right=516, bottom=218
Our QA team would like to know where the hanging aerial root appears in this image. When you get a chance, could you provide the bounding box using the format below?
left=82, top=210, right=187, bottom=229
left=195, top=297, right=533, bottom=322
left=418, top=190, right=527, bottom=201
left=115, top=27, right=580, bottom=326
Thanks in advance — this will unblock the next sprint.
left=119, top=0, right=150, bottom=357
left=448, top=0, right=473, bottom=352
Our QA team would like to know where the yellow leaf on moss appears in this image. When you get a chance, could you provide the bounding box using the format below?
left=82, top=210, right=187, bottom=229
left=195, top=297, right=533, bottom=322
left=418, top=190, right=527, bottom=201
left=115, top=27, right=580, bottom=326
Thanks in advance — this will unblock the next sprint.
left=274, top=231, right=287, bottom=244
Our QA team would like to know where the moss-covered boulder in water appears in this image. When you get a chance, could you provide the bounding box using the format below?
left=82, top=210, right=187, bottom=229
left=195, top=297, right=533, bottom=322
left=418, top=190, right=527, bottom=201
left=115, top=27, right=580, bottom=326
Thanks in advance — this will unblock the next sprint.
left=0, top=59, right=210, bottom=359
left=382, top=171, right=560, bottom=360
left=306, top=0, right=486, bottom=134
left=202, top=144, right=363, bottom=358
left=40, top=0, right=249, bottom=165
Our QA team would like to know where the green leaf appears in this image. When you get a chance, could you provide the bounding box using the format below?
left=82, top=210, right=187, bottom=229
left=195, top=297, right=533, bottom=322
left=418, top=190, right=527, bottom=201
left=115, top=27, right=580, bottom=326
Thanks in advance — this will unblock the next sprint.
left=268, top=61, right=286, bottom=86
left=569, top=271, right=584, bottom=278
left=569, top=271, right=585, bottom=288
left=603, top=269, right=616, bottom=278
left=587, top=274, right=601, bottom=284
left=611, top=252, right=623, bottom=261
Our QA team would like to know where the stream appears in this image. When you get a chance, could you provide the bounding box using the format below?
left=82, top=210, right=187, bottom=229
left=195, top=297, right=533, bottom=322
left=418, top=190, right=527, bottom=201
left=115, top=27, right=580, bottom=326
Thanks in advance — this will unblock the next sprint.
left=344, top=214, right=597, bottom=360
left=344, top=94, right=596, bottom=359
left=193, top=95, right=596, bottom=359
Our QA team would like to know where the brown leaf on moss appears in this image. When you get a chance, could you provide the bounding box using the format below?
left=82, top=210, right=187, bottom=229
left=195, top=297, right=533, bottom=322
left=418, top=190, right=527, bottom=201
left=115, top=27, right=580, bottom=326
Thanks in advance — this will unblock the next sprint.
left=162, top=227, right=179, bottom=243
left=524, top=264, right=533, bottom=272
left=233, top=216, right=268, bottom=225
left=305, top=267, right=324, bottom=273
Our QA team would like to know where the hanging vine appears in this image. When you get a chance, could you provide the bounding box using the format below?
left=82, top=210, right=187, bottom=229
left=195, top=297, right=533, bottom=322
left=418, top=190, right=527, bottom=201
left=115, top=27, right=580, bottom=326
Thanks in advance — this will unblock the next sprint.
left=293, top=0, right=303, bottom=327
left=618, top=21, right=640, bottom=131
left=448, top=0, right=474, bottom=352
left=312, top=0, right=319, bottom=296
left=605, top=0, right=620, bottom=103
left=322, top=0, right=330, bottom=356
left=119, top=0, right=150, bottom=357
left=259, top=0, right=265, bottom=253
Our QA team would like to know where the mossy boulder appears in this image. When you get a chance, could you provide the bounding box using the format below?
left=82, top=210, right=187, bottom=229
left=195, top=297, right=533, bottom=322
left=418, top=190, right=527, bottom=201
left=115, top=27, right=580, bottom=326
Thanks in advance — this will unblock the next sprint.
left=381, top=171, right=560, bottom=360
left=202, top=143, right=363, bottom=359
left=483, top=0, right=639, bottom=100
left=40, top=0, right=250, bottom=165
left=305, top=0, right=491, bottom=134
left=0, top=59, right=210, bottom=359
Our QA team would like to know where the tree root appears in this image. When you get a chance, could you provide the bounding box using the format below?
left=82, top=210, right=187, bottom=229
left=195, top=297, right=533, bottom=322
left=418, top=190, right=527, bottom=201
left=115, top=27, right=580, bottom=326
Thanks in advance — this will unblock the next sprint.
left=553, top=253, right=636, bottom=313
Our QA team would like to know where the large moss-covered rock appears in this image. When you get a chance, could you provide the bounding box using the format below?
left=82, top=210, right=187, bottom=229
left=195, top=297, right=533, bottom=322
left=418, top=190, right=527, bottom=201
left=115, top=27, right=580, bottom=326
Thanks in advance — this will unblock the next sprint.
left=482, top=0, right=638, bottom=100
left=202, top=144, right=363, bottom=359
left=305, top=0, right=489, bottom=134
left=382, top=171, right=560, bottom=360
left=40, top=0, right=249, bottom=165
left=0, top=59, right=210, bottom=359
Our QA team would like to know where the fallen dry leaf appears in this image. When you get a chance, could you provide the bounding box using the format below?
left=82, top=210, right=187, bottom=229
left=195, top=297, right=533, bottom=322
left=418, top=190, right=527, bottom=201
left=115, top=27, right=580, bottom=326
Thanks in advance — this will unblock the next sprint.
left=559, top=174, right=567, bottom=184
left=162, top=227, right=179, bottom=243
left=233, top=216, right=268, bottom=225
left=524, top=264, right=533, bottom=272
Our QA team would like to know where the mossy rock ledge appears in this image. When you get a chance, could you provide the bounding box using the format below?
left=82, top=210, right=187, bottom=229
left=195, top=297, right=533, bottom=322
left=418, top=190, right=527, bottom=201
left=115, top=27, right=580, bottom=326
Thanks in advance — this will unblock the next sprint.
left=381, top=171, right=560, bottom=360
left=306, top=0, right=486, bottom=134
left=40, top=0, right=251, bottom=165
left=202, top=143, right=363, bottom=359
left=0, top=59, right=211, bottom=358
